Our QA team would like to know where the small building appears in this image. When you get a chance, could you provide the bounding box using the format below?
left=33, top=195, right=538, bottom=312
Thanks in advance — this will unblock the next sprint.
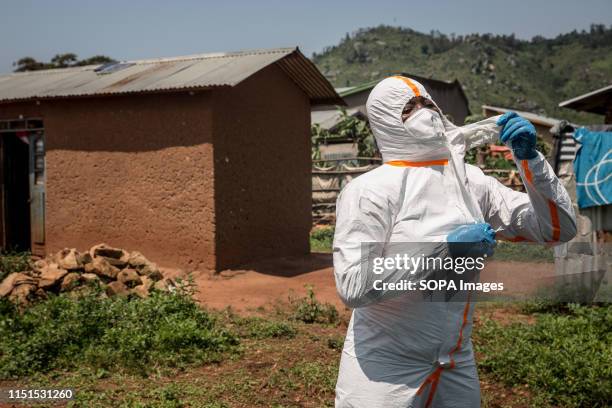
left=312, top=74, right=471, bottom=131
left=0, top=48, right=342, bottom=271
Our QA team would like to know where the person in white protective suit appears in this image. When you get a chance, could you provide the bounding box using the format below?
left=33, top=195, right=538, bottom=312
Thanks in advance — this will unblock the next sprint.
left=333, top=76, right=577, bottom=408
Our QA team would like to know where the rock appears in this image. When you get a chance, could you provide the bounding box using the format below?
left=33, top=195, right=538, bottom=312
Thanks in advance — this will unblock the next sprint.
left=2, top=246, right=166, bottom=304
left=78, top=252, right=93, bottom=265
left=102, top=256, right=128, bottom=269
left=34, top=288, right=48, bottom=300
left=127, top=251, right=149, bottom=268
left=140, top=262, right=163, bottom=281
left=91, top=243, right=125, bottom=260
left=38, top=263, right=69, bottom=289
left=105, top=281, right=129, bottom=297
left=9, top=283, right=37, bottom=305
left=131, top=284, right=150, bottom=299
left=84, top=256, right=119, bottom=280
left=61, top=272, right=83, bottom=292
left=55, top=248, right=83, bottom=270
left=81, top=273, right=100, bottom=284
left=132, top=275, right=155, bottom=298
left=139, top=275, right=154, bottom=291
left=148, top=269, right=163, bottom=282
left=31, top=259, right=49, bottom=275
left=0, top=273, right=37, bottom=297
left=117, top=268, right=142, bottom=288
left=153, top=278, right=173, bottom=292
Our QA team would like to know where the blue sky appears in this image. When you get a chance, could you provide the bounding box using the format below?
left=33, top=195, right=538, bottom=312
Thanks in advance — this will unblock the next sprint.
left=1, top=0, right=611, bottom=73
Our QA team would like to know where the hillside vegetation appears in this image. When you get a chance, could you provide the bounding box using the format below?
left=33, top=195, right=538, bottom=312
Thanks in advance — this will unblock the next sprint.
left=313, top=24, right=612, bottom=124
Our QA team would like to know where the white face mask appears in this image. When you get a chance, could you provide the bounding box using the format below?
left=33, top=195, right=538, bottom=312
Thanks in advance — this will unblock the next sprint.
left=403, top=108, right=446, bottom=143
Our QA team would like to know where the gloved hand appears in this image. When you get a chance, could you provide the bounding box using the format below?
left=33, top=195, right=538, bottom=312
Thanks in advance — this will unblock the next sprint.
left=447, top=223, right=496, bottom=258
left=496, top=112, right=538, bottom=160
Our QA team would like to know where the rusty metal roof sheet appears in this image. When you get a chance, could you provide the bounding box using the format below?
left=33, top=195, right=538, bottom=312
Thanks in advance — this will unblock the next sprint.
left=482, top=105, right=561, bottom=128
left=0, top=47, right=343, bottom=106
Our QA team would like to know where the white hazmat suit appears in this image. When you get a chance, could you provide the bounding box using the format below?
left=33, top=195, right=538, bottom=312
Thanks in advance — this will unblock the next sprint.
left=333, top=76, right=577, bottom=407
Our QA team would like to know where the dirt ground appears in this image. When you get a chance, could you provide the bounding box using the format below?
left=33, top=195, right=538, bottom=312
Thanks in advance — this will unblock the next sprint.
left=182, top=254, right=555, bottom=313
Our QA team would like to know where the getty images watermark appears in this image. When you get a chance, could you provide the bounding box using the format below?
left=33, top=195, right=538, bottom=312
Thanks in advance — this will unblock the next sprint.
left=370, top=251, right=503, bottom=294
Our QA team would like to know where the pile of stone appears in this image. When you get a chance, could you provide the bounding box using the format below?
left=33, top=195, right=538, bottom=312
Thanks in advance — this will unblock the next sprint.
left=0, top=244, right=176, bottom=305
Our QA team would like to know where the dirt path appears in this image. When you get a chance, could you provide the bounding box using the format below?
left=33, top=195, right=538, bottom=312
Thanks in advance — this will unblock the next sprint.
left=184, top=254, right=555, bottom=313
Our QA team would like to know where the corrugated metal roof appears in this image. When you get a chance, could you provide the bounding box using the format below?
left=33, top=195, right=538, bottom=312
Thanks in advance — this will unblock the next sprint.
left=336, top=74, right=467, bottom=99
left=558, top=84, right=612, bottom=115
left=0, top=47, right=343, bottom=106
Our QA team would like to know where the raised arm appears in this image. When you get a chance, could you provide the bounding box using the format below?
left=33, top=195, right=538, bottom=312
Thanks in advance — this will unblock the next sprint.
left=468, top=112, right=577, bottom=243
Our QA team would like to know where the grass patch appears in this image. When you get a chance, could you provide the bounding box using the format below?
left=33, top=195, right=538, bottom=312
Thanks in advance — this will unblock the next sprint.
left=474, top=303, right=612, bottom=407
left=0, top=291, right=239, bottom=378
left=231, top=316, right=297, bottom=339
left=268, top=360, right=338, bottom=402
left=492, top=241, right=554, bottom=263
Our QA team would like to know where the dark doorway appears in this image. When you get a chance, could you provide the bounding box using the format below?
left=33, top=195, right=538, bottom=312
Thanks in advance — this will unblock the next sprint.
left=1, top=133, right=31, bottom=251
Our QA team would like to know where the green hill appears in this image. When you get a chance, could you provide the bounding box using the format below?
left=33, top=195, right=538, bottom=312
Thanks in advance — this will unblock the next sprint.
left=312, top=25, right=612, bottom=124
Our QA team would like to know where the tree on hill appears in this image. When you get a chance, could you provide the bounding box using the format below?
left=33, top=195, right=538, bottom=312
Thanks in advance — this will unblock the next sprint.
left=13, top=54, right=116, bottom=72
left=313, top=24, right=612, bottom=125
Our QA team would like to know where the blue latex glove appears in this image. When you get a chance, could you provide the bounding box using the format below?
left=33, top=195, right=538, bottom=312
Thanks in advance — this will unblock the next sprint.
left=447, top=223, right=496, bottom=258
left=496, top=112, right=538, bottom=160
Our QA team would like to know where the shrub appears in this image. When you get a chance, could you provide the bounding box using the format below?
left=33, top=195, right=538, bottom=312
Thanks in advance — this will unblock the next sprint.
left=0, top=252, right=31, bottom=282
left=474, top=304, right=612, bottom=407
left=0, top=291, right=239, bottom=378
left=327, top=335, right=344, bottom=350
left=291, top=287, right=339, bottom=325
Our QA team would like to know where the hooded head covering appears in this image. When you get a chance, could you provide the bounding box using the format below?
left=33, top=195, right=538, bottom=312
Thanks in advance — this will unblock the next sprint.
left=366, top=76, right=458, bottom=162
left=367, top=76, right=506, bottom=222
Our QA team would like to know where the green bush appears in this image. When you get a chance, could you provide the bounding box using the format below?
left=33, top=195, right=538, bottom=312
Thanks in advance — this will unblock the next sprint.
left=0, top=292, right=238, bottom=378
left=474, top=304, right=612, bottom=407
left=291, top=287, right=339, bottom=325
left=310, top=227, right=335, bottom=253
left=0, top=252, right=31, bottom=282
